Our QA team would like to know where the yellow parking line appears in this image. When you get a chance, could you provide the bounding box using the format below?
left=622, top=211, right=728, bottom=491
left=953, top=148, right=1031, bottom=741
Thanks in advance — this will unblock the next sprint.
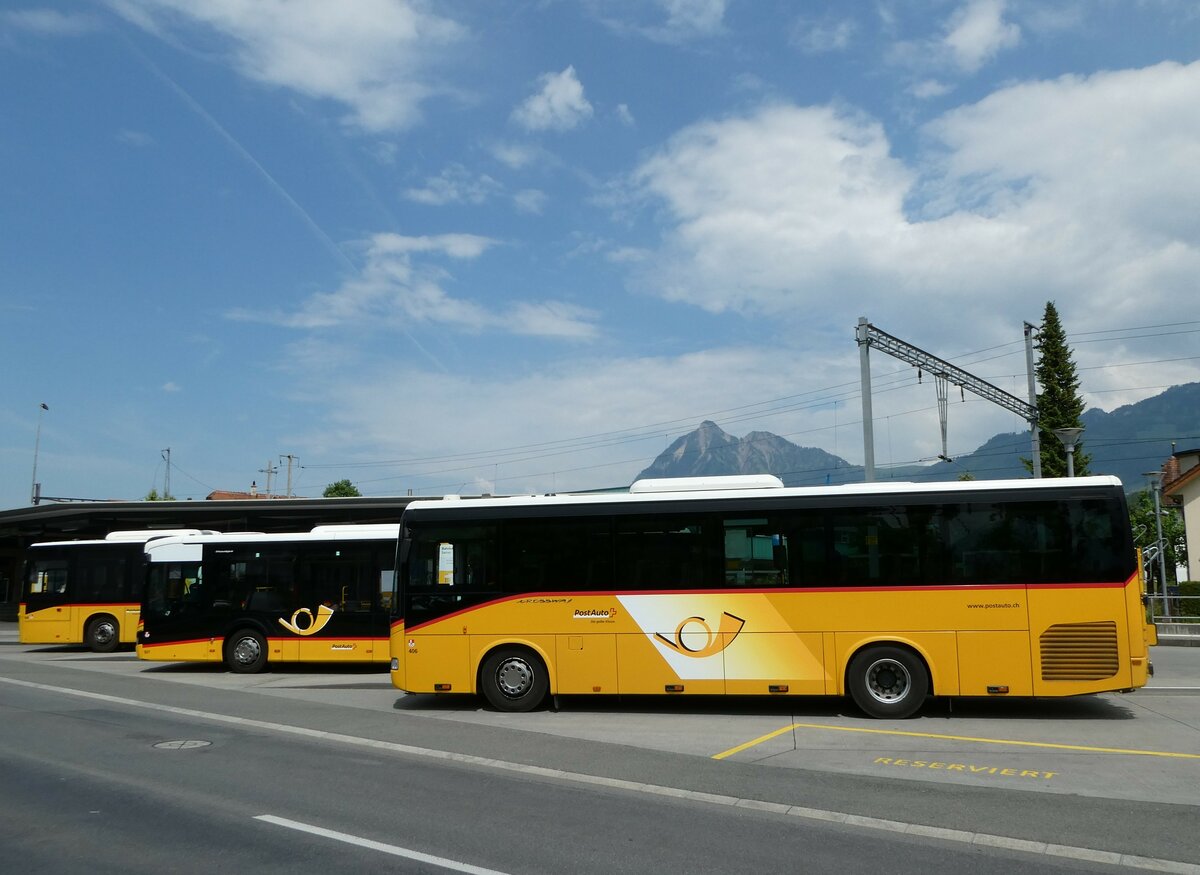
left=712, top=724, right=798, bottom=760
left=713, top=722, right=1200, bottom=761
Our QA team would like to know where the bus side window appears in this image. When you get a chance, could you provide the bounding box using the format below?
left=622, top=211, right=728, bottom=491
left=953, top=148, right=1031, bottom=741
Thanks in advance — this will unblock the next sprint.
left=615, top=517, right=721, bottom=589
left=46, top=566, right=69, bottom=594
left=723, top=519, right=788, bottom=587
left=82, top=558, right=126, bottom=601
left=408, top=527, right=498, bottom=592
left=29, top=561, right=62, bottom=595
left=501, top=519, right=612, bottom=593
left=378, top=569, right=394, bottom=610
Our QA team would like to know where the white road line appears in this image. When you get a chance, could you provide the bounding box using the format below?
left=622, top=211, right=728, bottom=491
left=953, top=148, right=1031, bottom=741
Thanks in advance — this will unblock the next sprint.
left=4, top=675, right=1200, bottom=875
left=255, top=815, right=510, bottom=874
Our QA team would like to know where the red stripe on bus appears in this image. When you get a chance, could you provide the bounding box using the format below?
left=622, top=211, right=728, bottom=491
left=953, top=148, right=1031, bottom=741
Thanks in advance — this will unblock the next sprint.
left=22, top=602, right=141, bottom=608
left=140, top=638, right=214, bottom=649
left=400, top=574, right=1137, bottom=633
left=264, top=636, right=388, bottom=643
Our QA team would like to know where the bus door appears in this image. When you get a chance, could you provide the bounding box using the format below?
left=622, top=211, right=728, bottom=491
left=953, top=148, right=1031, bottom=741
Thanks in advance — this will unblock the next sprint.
left=220, top=547, right=301, bottom=661
left=402, top=525, right=499, bottom=693
left=612, top=516, right=727, bottom=695
left=295, top=543, right=392, bottom=662
left=20, top=553, right=72, bottom=642
left=718, top=517, right=826, bottom=696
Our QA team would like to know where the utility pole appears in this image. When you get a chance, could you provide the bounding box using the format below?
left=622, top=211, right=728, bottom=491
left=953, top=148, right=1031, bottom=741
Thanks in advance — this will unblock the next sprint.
left=259, top=460, right=278, bottom=496
left=280, top=454, right=298, bottom=498
left=1143, top=471, right=1169, bottom=618
left=1024, top=322, right=1042, bottom=478
left=856, top=318, right=1040, bottom=478
left=856, top=318, right=876, bottom=481
left=31, top=402, right=48, bottom=505
left=162, top=448, right=171, bottom=499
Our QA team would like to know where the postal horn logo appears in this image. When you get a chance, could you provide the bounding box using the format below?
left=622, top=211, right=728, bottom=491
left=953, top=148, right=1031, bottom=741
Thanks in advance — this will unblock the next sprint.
left=278, top=604, right=334, bottom=636
left=654, top=611, right=746, bottom=658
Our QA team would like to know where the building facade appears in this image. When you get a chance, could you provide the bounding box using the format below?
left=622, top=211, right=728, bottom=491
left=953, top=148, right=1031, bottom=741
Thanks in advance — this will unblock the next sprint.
left=1164, top=449, right=1200, bottom=583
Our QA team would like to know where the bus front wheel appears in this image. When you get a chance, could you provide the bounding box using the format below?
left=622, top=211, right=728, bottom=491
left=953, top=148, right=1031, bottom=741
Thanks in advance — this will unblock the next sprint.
left=479, top=647, right=549, bottom=712
left=847, top=645, right=929, bottom=719
left=86, top=615, right=119, bottom=653
left=225, top=629, right=268, bottom=674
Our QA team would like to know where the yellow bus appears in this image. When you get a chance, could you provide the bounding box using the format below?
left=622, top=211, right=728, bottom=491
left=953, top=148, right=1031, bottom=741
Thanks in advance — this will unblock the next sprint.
left=389, top=475, right=1156, bottom=717
left=20, top=530, right=214, bottom=652
left=137, top=524, right=398, bottom=672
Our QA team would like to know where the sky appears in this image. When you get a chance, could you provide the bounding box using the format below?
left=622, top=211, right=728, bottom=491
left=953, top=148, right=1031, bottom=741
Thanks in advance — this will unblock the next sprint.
left=3, top=0, right=1199, bottom=506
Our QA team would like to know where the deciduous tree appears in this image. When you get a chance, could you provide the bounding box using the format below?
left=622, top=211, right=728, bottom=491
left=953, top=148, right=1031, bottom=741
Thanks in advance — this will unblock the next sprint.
left=323, top=479, right=361, bottom=497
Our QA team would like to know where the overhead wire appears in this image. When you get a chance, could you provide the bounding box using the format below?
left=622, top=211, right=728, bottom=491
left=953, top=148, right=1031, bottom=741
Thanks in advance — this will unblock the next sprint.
left=298, top=321, right=1200, bottom=494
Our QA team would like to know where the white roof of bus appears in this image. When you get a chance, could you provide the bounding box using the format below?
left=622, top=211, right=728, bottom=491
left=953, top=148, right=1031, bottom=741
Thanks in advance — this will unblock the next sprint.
left=142, top=523, right=399, bottom=554
left=30, top=529, right=218, bottom=549
left=404, top=474, right=1125, bottom=513
left=105, top=528, right=218, bottom=541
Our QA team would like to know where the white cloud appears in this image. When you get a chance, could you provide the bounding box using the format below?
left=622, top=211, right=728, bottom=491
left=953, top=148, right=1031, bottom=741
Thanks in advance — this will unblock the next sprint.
left=228, top=232, right=599, bottom=340
left=910, top=79, right=953, bottom=99
left=657, top=0, right=725, bottom=37
left=511, top=66, right=594, bottom=132
left=404, top=164, right=501, bottom=206
left=625, top=61, right=1200, bottom=387
left=504, top=301, right=599, bottom=339
left=162, top=381, right=181, bottom=393
left=615, top=103, right=635, bottom=126
left=108, top=0, right=465, bottom=132
left=286, top=344, right=847, bottom=496
left=790, top=15, right=857, bottom=54
left=116, top=128, right=156, bottom=147
left=595, top=0, right=727, bottom=43
left=630, top=103, right=913, bottom=317
left=2, top=9, right=99, bottom=36
left=942, top=0, right=1020, bottom=72
left=607, top=246, right=651, bottom=264
left=488, top=140, right=542, bottom=169
left=513, top=188, right=548, bottom=214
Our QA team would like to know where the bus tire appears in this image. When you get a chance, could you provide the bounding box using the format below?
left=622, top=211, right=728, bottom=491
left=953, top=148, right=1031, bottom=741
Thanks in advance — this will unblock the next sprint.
left=86, top=615, right=119, bottom=653
left=847, top=645, right=928, bottom=719
left=479, top=646, right=549, bottom=712
left=225, top=629, right=268, bottom=674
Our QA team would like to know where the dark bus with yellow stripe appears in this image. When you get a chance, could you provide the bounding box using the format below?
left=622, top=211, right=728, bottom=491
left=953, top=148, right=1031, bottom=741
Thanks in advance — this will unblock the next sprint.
left=390, top=475, right=1155, bottom=717
left=137, top=524, right=397, bottom=673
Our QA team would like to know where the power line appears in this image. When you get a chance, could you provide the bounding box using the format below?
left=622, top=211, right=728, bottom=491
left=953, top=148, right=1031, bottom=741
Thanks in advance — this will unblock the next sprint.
left=297, top=322, right=1199, bottom=491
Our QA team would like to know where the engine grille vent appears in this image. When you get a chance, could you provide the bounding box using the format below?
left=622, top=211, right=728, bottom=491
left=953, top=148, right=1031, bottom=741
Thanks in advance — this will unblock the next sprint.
left=1039, top=622, right=1119, bottom=681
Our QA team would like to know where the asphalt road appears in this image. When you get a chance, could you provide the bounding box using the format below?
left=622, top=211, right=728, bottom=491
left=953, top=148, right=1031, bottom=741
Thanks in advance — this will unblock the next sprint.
left=2, top=631, right=1199, bottom=874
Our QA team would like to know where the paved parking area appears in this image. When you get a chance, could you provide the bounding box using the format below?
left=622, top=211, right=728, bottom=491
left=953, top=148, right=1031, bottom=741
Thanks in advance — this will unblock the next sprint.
left=3, top=626, right=1197, bottom=808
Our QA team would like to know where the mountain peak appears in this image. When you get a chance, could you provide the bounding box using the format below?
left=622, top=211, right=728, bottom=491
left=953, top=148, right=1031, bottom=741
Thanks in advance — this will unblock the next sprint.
left=635, top=422, right=854, bottom=486
left=633, top=382, right=1200, bottom=490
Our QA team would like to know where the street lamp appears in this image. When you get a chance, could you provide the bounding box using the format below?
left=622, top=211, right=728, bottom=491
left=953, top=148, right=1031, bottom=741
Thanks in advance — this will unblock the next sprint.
left=1052, top=427, right=1084, bottom=477
left=31, top=402, right=49, bottom=505
left=1142, top=470, right=1169, bottom=619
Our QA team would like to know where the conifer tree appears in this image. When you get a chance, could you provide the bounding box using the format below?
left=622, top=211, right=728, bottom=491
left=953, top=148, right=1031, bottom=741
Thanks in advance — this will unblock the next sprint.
left=1030, top=301, right=1091, bottom=477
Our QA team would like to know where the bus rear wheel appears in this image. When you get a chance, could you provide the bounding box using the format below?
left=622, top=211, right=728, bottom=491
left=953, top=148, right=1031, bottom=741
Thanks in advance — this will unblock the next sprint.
left=479, top=647, right=549, bottom=712
left=86, top=616, right=119, bottom=653
left=847, top=645, right=928, bottom=719
left=225, top=629, right=268, bottom=674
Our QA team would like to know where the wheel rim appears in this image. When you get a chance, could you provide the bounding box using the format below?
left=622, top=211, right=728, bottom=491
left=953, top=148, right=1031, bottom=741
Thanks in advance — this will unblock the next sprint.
left=494, top=656, right=534, bottom=699
left=93, top=621, right=116, bottom=645
left=864, top=657, right=911, bottom=704
left=232, top=636, right=261, bottom=666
